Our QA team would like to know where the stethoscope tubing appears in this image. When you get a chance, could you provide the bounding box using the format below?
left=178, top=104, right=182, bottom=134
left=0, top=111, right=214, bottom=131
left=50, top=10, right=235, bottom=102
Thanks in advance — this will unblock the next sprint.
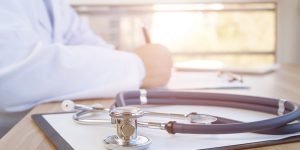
left=115, top=91, right=300, bottom=135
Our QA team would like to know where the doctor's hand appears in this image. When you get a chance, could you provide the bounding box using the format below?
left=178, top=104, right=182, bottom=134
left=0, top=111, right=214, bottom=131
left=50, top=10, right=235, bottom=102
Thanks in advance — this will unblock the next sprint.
left=133, top=44, right=173, bottom=88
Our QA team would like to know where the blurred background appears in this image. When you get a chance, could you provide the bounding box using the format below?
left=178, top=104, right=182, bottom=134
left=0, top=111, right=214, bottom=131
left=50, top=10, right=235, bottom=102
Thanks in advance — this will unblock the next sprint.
left=69, top=0, right=300, bottom=67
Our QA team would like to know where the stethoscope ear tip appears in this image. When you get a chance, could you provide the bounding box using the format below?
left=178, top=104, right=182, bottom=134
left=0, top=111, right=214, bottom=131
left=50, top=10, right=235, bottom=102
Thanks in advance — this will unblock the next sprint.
left=61, top=100, right=75, bottom=111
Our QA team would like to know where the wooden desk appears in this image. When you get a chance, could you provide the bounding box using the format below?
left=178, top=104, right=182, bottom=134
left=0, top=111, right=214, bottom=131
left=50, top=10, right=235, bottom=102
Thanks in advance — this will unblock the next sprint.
left=1, top=64, right=300, bottom=150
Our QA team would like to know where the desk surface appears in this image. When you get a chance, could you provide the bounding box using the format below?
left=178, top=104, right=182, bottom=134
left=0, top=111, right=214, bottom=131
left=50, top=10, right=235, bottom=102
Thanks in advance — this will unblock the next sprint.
left=1, top=64, right=300, bottom=150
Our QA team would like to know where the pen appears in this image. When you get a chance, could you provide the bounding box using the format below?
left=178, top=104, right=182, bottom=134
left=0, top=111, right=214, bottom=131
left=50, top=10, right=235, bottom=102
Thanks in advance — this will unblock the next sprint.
left=142, top=25, right=151, bottom=44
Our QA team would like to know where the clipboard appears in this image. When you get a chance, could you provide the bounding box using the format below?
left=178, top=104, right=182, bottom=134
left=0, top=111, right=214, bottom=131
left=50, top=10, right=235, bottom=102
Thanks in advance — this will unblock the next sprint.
left=32, top=107, right=300, bottom=150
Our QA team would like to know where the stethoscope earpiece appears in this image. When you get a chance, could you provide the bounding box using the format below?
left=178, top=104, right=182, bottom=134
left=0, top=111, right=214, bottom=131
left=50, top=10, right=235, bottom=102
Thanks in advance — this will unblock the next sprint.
left=62, top=100, right=106, bottom=112
left=61, top=100, right=75, bottom=111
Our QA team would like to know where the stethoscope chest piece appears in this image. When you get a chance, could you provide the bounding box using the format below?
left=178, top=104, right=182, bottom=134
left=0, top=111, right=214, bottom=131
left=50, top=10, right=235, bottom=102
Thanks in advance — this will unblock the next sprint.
left=103, top=106, right=152, bottom=150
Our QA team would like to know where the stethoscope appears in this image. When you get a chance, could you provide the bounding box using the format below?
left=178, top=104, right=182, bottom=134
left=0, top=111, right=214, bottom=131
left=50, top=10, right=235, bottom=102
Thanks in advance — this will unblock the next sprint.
left=61, top=90, right=300, bottom=150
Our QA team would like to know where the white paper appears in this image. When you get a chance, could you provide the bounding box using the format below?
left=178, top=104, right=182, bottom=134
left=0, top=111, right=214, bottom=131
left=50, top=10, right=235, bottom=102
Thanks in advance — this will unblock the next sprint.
left=174, top=60, right=279, bottom=75
left=166, top=72, right=248, bottom=90
left=43, top=105, right=300, bottom=150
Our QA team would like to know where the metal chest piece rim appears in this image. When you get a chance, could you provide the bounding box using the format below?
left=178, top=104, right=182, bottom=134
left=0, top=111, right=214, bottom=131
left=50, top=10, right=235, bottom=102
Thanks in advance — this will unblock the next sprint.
left=103, top=135, right=152, bottom=150
left=103, top=106, right=152, bottom=150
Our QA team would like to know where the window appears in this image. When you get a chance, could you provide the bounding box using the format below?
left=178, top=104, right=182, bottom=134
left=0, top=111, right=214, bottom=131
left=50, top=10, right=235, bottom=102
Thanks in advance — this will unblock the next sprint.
left=72, top=1, right=276, bottom=67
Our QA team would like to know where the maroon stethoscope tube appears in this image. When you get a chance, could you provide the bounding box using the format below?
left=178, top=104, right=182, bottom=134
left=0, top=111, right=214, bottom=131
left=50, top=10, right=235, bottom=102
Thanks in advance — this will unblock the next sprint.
left=114, top=90, right=300, bottom=135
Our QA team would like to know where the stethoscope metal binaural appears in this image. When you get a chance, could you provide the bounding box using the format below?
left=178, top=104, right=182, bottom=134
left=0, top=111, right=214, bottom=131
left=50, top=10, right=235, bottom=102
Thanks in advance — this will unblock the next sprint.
left=62, top=90, right=300, bottom=150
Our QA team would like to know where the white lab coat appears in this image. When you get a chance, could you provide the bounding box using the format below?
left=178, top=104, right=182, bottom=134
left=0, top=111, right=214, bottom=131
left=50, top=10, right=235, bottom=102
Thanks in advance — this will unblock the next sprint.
left=0, top=0, right=145, bottom=136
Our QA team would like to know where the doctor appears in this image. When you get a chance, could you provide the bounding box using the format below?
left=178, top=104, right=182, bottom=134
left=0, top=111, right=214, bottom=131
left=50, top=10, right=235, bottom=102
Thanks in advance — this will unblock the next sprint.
left=0, top=0, right=172, bottom=136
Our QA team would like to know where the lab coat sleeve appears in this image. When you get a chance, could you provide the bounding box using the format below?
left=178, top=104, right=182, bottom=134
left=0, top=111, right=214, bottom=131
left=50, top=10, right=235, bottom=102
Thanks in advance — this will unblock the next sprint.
left=0, top=1, right=145, bottom=112
left=0, top=43, right=145, bottom=112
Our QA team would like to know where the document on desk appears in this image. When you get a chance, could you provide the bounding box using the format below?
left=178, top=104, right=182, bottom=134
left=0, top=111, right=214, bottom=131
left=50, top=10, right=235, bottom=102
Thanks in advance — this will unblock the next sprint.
left=166, top=71, right=249, bottom=90
left=33, top=105, right=300, bottom=150
left=175, top=60, right=279, bottom=75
